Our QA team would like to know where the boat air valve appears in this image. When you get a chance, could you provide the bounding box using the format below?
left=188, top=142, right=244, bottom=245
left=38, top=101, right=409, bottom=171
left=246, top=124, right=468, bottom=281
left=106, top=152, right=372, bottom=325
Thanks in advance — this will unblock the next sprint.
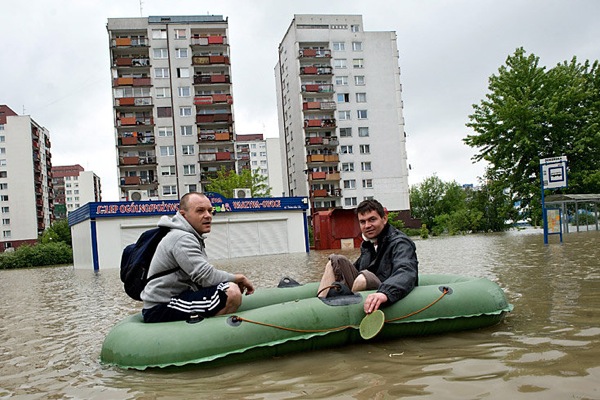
left=439, top=286, right=453, bottom=295
left=227, top=315, right=243, bottom=327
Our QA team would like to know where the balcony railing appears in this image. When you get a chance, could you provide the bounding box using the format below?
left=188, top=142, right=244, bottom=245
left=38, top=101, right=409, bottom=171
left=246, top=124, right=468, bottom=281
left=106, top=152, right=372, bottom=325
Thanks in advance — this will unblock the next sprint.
left=199, top=152, right=234, bottom=162
left=193, top=74, right=230, bottom=85
left=299, top=49, right=331, bottom=58
left=117, top=116, right=154, bottom=126
left=115, top=97, right=152, bottom=107
left=305, top=136, right=339, bottom=146
left=114, top=57, right=150, bottom=67
left=196, top=114, right=232, bottom=124
left=118, top=136, right=155, bottom=146
left=302, top=101, right=336, bottom=111
left=112, top=38, right=148, bottom=47
left=119, top=156, right=156, bottom=166
left=301, top=84, right=334, bottom=93
left=112, top=77, right=152, bottom=87
left=199, top=132, right=232, bottom=141
left=194, top=94, right=233, bottom=105
left=310, top=188, right=342, bottom=198
left=304, top=118, right=337, bottom=129
left=192, top=55, right=230, bottom=66
left=306, top=154, right=340, bottom=163
left=190, top=35, right=228, bottom=46
left=300, top=66, right=333, bottom=75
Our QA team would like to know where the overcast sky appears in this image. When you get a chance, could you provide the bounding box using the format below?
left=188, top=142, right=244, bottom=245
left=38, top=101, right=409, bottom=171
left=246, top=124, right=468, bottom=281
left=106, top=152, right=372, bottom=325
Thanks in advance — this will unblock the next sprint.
left=2, top=0, right=599, bottom=201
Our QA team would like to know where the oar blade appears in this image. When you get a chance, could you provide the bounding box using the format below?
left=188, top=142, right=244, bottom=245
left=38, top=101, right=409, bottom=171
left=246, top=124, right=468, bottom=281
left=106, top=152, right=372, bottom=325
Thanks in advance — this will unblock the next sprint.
left=359, top=309, right=385, bottom=340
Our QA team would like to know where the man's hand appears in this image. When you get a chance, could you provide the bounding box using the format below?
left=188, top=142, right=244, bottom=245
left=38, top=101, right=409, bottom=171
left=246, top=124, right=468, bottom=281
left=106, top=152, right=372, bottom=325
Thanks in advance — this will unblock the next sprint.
left=364, top=292, right=388, bottom=314
left=234, top=274, right=255, bottom=295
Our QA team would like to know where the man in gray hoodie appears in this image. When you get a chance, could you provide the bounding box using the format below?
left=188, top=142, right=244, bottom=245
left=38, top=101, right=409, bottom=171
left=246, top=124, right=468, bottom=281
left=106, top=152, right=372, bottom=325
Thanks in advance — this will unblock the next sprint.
left=141, top=192, right=255, bottom=323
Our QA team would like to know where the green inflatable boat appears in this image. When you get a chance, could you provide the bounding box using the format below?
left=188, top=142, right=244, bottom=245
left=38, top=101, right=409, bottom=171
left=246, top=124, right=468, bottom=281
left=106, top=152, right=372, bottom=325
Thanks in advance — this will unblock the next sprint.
left=101, top=274, right=513, bottom=370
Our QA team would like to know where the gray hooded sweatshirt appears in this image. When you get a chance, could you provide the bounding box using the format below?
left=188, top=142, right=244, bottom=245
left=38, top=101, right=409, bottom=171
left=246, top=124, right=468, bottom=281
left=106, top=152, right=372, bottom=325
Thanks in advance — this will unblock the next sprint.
left=140, top=212, right=235, bottom=309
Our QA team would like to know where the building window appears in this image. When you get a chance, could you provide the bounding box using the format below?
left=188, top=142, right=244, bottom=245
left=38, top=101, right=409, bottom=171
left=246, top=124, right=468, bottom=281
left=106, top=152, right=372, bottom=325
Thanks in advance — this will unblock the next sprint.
left=337, top=93, right=350, bottom=103
left=357, top=110, right=368, bottom=119
left=335, top=76, right=348, bottom=85
left=338, top=110, right=351, bottom=120
left=154, top=67, right=169, bottom=78
left=161, top=165, right=176, bottom=176
left=360, top=144, right=371, bottom=154
left=176, top=48, right=188, bottom=58
left=352, top=42, right=363, bottom=51
left=333, top=59, right=347, bottom=69
left=361, top=161, right=372, bottom=171
left=341, top=145, right=353, bottom=154
left=354, top=76, right=365, bottom=86
left=332, top=42, right=345, bottom=51
left=351, top=24, right=360, bottom=32
left=343, top=179, right=356, bottom=189
left=0, top=183, right=6, bottom=190
left=0, top=126, right=4, bottom=131
left=155, top=87, right=171, bottom=98
left=185, top=184, right=197, bottom=193
left=1, top=207, right=8, bottom=213
left=1, top=218, right=8, bottom=225
left=344, top=197, right=358, bottom=206
left=342, top=162, right=354, bottom=172
left=0, top=135, right=4, bottom=141
left=358, top=127, right=370, bottom=137
left=3, top=230, right=11, bottom=238
left=339, top=127, right=352, bottom=137
left=153, top=48, right=168, bottom=59
left=353, top=59, right=364, bottom=68
left=179, top=107, right=193, bottom=117
left=151, top=29, right=167, bottom=39
left=356, top=93, right=367, bottom=103
left=181, top=145, right=195, bottom=155
left=178, top=87, right=191, bottom=97
left=183, top=164, right=196, bottom=175
left=157, top=107, right=172, bottom=118
left=362, top=179, right=373, bottom=188
left=162, top=185, right=177, bottom=196
left=158, top=126, right=173, bottom=137
left=180, top=125, right=193, bottom=136
left=177, top=68, right=190, bottom=78
left=160, top=146, right=175, bottom=156
left=0, top=160, right=6, bottom=167
left=174, top=29, right=187, bottom=39
left=0, top=195, right=8, bottom=201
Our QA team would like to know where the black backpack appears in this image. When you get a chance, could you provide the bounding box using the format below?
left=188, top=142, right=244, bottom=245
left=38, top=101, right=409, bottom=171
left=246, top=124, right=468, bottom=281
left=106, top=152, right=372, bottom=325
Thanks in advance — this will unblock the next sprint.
left=120, top=226, right=179, bottom=301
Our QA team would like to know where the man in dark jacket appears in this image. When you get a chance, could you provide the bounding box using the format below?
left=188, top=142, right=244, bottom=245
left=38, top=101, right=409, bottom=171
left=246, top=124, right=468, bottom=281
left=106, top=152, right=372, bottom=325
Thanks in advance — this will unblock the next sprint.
left=317, top=199, right=418, bottom=314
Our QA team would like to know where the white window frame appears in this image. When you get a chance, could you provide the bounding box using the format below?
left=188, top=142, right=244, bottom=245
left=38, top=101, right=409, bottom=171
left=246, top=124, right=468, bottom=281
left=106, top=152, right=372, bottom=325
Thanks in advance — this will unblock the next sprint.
left=153, top=48, right=168, bottom=59
left=355, top=75, right=365, bottom=85
left=183, top=164, right=196, bottom=175
left=158, top=126, right=173, bottom=137
left=343, top=179, right=356, bottom=189
left=361, top=161, right=372, bottom=171
left=338, top=110, right=351, bottom=121
left=362, top=179, right=373, bottom=188
left=352, top=42, right=363, bottom=51
left=181, top=144, right=195, bottom=155
left=335, top=76, right=348, bottom=85
left=155, top=87, right=171, bottom=98
left=353, top=58, right=364, bottom=68
left=174, top=29, right=187, bottom=39
left=178, top=86, right=191, bottom=97
left=356, top=93, right=367, bottom=103
left=180, top=125, right=194, bottom=136
left=160, top=146, right=175, bottom=156
left=358, top=127, right=369, bottom=137
left=154, top=67, right=169, bottom=79
left=360, top=144, right=371, bottom=154
left=152, top=29, right=167, bottom=39
left=333, top=59, right=347, bottom=69
left=162, top=185, right=177, bottom=196
left=357, top=110, right=368, bottom=119
left=332, top=42, right=345, bottom=51
left=179, top=106, right=193, bottom=117
left=176, top=48, right=188, bottom=58
left=339, top=127, right=352, bottom=137
left=341, top=145, right=353, bottom=154
left=342, top=162, right=354, bottom=172
left=344, top=197, right=358, bottom=206
left=161, top=165, right=176, bottom=176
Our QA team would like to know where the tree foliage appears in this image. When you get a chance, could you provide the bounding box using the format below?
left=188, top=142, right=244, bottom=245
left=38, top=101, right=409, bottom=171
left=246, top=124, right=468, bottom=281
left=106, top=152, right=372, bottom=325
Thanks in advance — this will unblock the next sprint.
left=465, top=47, right=600, bottom=220
left=40, top=219, right=72, bottom=246
left=205, top=167, right=272, bottom=198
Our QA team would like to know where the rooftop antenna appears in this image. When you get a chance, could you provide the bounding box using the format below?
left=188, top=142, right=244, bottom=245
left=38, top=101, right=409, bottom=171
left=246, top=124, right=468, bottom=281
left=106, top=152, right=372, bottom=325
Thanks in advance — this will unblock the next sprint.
left=139, top=0, right=143, bottom=17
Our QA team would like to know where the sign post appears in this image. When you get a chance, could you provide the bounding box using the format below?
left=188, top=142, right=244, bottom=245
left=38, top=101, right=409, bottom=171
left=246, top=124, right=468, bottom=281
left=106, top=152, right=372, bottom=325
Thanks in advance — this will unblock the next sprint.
left=540, top=156, right=568, bottom=244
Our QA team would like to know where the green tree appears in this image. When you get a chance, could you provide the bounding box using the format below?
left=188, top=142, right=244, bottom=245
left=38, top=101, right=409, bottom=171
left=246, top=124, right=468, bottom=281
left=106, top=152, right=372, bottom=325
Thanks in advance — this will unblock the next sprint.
left=40, top=219, right=72, bottom=246
left=465, top=48, right=600, bottom=220
left=205, top=167, right=272, bottom=198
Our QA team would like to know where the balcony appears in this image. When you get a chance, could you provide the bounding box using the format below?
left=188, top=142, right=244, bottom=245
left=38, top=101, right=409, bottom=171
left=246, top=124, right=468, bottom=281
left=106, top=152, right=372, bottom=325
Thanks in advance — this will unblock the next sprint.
left=199, top=152, right=234, bottom=162
left=196, top=114, right=233, bottom=125
left=299, top=49, right=331, bottom=58
left=302, top=101, right=336, bottom=111
left=115, top=97, right=152, bottom=107
left=303, top=118, right=337, bottom=129
left=306, top=154, right=340, bottom=164
left=193, top=74, right=231, bottom=85
left=113, top=77, right=152, bottom=87
left=310, top=188, right=342, bottom=198
left=190, top=35, right=228, bottom=46
left=305, top=136, right=339, bottom=147
left=118, top=135, right=155, bottom=146
left=117, top=116, right=154, bottom=126
left=112, top=37, right=148, bottom=47
left=119, top=156, right=157, bottom=166
left=119, top=176, right=158, bottom=187
left=114, top=57, right=150, bottom=67
left=300, top=66, right=333, bottom=75
left=192, top=55, right=230, bottom=66
left=199, top=132, right=232, bottom=142
left=301, top=84, right=334, bottom=93
left=194, top=94, right=233, bottom=105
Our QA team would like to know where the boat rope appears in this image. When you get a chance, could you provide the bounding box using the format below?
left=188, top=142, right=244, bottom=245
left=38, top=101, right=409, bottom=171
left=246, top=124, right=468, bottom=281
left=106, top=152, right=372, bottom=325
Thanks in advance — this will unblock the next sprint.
left=385, top=287, right=449, bottom=323
left=229, top=287, right=450, bottom=334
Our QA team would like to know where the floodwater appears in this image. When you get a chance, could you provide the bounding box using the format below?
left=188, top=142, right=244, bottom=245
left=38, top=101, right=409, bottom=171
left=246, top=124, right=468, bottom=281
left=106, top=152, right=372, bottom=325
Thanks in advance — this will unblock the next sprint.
left=0, top=229, right=598, bottom=399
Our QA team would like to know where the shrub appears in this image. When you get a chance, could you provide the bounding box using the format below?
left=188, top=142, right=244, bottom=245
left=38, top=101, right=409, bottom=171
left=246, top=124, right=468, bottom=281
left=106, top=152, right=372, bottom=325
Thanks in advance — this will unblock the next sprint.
left=0, top=242, right=73, bottom=269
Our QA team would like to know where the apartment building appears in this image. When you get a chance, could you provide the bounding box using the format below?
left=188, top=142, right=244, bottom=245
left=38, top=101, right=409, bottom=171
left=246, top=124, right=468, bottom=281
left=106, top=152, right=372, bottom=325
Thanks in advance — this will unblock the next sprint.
left=0, top=105, right=54, bottom=251
left=234, top=134, right=285, bottom=198
left=275, top=15, right=411, bottom=212
left=107, top=15, right=236, bottom=201
left=52, top=164, right=102, bottom=219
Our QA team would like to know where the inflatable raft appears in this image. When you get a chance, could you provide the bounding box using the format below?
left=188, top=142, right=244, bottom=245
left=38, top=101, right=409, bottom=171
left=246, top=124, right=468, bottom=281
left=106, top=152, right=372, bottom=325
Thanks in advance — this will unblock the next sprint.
left=101, top=274, right=513, bottom=370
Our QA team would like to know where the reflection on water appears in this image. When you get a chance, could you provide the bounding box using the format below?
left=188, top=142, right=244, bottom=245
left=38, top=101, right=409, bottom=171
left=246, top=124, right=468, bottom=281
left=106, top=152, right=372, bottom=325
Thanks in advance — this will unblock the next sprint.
left=0, top=229, right=598, bottom=399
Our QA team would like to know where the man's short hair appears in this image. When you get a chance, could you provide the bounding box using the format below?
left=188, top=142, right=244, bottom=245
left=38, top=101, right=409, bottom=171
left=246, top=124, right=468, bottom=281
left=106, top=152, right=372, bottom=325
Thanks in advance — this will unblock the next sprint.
left=356, top=199, right=385, bottom=217
left=179, top=192, right=207, bottom=211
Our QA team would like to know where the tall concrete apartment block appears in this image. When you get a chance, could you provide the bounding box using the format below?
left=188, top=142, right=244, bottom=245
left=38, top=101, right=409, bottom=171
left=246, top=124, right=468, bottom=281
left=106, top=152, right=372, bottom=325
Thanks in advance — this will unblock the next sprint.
left=107, top=16, right=236, bottom=201
left=275, top=15, right=411, bottom=212
left=52, top=164, right=102, bottom=219
left=0, top=105, right=54, bottom=251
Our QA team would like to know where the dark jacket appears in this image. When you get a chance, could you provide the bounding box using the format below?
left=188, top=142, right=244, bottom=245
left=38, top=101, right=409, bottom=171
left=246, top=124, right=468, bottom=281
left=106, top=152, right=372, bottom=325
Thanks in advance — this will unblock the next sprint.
left=354, top=223, right=418, bottom=304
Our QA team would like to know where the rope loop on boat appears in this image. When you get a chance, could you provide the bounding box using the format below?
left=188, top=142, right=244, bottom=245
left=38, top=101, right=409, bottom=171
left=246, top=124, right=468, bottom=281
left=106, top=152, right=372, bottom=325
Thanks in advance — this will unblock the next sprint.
left=229, top=287, right=451, bottom=333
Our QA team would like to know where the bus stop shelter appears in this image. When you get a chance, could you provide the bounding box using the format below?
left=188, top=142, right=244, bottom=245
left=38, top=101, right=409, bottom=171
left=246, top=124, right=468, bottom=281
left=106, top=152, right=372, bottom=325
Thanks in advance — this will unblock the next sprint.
left=545, top=193, right=600, bottom=233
